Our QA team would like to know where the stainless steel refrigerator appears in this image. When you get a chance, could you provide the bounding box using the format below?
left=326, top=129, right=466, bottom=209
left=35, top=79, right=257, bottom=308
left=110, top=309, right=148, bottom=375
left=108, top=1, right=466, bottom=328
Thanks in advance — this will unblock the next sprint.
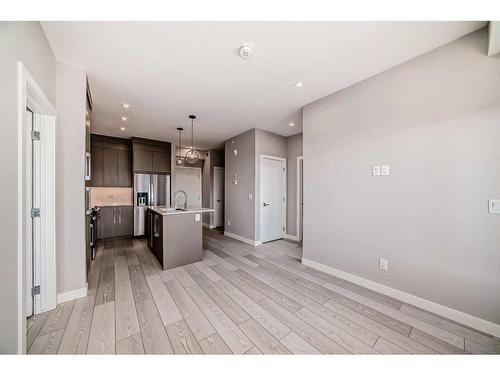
left=134, top=173, right=171, bottom=236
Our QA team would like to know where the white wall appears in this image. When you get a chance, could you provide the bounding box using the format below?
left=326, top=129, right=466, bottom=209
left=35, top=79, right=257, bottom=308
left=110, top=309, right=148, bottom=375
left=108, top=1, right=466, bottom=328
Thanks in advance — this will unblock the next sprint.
left=303, top=28, right=500, bottom=325
left=0, top=22, right=56, bottom=353
left=55, top=61, right=87, bottom=296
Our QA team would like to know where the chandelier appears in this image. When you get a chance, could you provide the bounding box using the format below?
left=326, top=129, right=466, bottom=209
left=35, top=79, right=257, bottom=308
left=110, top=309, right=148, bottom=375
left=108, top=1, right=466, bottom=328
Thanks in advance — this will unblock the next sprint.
left=184, top=114, right=200, bottom=164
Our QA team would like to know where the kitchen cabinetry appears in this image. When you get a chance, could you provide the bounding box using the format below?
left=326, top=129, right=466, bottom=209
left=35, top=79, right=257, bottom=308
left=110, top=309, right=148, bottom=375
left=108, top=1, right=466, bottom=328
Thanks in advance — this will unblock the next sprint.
left=132, top=137, right=171, bottom=174
left=90, top=134, right=132, bottom=187
left=97, top=205, right=134, bottom=239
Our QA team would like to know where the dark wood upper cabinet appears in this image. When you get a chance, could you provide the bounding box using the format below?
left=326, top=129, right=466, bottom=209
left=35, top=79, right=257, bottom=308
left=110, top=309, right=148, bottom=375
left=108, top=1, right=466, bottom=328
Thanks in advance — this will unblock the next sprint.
left=132, top=137, right=171, bottom=174
left=90, top=134, right=132, bottom=187
left=133, top=149, right=153, bottom=172
left=102, top=148, right=119, bottom=187
left=117, top=149, right=132, bottom=187
left=91, top=145, right=103, bottom=187
left=152, top=151, right=170, bottom=173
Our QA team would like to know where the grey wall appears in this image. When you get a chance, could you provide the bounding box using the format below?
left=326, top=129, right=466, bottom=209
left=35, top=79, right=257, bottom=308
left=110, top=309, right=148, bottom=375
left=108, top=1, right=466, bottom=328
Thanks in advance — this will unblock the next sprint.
left=0, top=22, right=56, bottom=353
left=255, top=129, right=286, bottom=241
left=285, top=133, right=303, bottom=237
left=56, top=61, right=87, bottom=295
left=224, top=129, right=256, bottom=240
left=303, top=28, right=500, bottom=324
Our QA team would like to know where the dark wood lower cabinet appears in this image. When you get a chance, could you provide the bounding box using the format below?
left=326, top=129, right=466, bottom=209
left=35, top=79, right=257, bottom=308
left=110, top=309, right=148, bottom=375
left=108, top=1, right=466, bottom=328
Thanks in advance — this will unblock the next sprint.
left=97, top=205, right=134, bottom=240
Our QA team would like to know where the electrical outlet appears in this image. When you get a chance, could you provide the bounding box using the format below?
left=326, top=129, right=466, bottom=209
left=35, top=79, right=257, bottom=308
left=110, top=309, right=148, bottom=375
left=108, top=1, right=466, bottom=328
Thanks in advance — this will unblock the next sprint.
left=372, top=166, right=381, bottom=176
left=233, top=149, right=238, bottom=156
left=195, top=214, right=200, bottom=222
left=381, top=165, right=390, bottom=176
left=379, top=258, right=388, bottom=271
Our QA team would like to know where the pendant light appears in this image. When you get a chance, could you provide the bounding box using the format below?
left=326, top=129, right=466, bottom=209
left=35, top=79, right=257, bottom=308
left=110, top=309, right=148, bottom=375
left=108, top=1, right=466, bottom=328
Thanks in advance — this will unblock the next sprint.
left=175, top=127, right=185, bottom=167
left=184, top=114, right=200, bottom=164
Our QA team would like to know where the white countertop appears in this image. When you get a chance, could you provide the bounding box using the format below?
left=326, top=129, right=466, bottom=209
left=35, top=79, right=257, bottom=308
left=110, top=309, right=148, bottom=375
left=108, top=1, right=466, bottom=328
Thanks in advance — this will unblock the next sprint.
left=150, top=206, right=215, bottom=216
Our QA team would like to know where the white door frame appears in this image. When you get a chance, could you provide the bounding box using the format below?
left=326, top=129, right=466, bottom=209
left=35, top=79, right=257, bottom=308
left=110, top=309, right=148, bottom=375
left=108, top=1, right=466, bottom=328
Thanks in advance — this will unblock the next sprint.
left=297, top=156, right=303, bottom=241
left=18, top=62, right=57, bottom=353
left=259, top=154, right=287, bottom=242
left=213, top=166, right=225, bottom=228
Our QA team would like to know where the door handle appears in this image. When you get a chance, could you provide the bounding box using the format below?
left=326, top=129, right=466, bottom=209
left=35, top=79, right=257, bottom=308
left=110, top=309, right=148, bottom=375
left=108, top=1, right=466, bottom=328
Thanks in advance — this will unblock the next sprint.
left=263, top=203, right=270, bottom=207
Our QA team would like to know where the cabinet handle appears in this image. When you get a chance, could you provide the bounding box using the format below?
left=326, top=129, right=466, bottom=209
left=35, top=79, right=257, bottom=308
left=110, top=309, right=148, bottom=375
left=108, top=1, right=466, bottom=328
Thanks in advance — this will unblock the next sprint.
left=113, top=208, right=116, bottom=224
left=119, top=208, right=122, bottom=224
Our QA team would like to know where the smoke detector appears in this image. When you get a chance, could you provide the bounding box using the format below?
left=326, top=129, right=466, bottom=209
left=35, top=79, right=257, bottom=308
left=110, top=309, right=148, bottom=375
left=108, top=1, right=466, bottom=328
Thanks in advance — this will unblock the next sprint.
left=238, top=43, right=254, bottom=60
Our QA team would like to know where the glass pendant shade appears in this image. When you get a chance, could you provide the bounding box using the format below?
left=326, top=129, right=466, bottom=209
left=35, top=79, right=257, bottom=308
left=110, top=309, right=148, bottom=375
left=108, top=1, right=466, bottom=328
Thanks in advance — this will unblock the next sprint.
left=175, top=127, right=185, bottom=167
left=185, top=114, right=199, bottom=164
left=184, top=148, right=199, bottom=164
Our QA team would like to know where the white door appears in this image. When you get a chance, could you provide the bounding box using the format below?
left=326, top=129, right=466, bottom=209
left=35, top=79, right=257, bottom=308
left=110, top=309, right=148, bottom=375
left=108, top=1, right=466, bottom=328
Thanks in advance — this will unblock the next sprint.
left=25, top=108, right=34, bottom=317
left=214, top=167, right=224, bottom=227
left=175, top=167, right=202, bottom=208
left=260, top=156, right=286, bottom=242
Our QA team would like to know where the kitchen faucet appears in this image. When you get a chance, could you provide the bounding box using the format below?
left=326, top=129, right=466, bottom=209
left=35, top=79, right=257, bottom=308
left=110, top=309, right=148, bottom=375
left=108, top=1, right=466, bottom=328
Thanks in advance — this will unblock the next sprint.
left=173, top=190, right=188, bottom=210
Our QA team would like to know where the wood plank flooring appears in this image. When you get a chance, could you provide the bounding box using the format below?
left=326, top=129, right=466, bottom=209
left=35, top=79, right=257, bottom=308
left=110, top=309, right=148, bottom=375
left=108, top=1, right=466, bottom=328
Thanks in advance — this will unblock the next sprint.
left=27, top=229, right=500, bottom=354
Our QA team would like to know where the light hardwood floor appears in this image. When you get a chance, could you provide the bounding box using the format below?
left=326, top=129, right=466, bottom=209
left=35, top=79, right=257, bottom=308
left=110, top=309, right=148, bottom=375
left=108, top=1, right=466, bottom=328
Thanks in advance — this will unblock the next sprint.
left=27, top=229, right=500, bottom=354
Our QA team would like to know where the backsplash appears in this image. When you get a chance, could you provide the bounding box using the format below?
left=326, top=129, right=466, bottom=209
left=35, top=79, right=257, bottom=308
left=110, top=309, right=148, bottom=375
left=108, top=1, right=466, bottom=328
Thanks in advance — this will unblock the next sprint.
left=91, top=187, right=133, bottom=207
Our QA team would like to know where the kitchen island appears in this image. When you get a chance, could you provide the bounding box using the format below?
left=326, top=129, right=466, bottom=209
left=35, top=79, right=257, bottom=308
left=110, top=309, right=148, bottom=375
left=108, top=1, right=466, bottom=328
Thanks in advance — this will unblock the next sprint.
left=146, top=206, right=214, bottom=269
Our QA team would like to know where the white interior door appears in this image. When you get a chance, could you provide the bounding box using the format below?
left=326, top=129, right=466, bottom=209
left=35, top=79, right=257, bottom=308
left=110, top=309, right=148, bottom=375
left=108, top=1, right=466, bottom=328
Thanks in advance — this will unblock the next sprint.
left=260, top=156, right=286, bottom=242
left=175, top=167, right=202, bottom=208
left=214, top=167, right=224, bottom=227
left=25, top=108, right=34, bottom=317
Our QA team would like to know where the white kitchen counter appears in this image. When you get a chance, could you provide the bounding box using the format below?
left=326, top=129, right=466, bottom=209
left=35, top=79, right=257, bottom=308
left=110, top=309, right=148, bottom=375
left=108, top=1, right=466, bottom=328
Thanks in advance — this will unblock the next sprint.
left=149, top=206, right=214, bottom=216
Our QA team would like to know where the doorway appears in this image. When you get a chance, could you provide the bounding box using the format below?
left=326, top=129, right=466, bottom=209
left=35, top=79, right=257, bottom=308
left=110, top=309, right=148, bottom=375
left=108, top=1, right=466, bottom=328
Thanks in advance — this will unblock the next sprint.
left=175, top=167, right=202, bottom=207
left=260, top=155, right=287, bottom=243
left=213, top=167, right=224, bottom=227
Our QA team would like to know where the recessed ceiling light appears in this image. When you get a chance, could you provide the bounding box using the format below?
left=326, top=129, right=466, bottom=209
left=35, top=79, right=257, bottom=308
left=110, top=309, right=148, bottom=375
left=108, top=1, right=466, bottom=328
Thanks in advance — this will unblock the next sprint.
left=295, top=81, right=303, bottom=88
left=289, top=122, right=295, bottom=127
left=120, top=127, right=126, bottom=131
left=121, top=103, right=130, bottom=108
left=120, top=116, right=128, bottom=121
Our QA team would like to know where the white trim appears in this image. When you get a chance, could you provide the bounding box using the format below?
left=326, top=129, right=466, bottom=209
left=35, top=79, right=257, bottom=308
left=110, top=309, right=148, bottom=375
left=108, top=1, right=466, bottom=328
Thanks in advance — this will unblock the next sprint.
left=302, top=258, right=500, bottom=338
left=202, top=223, right=217, bottom=229
left=284, top=234, right=299, bottom=241
left=224, top=231, right=262, bottom=246
left=259, top=154, right=287, bottom=242
left=17, top=62, right=56, bottom=354
left=296, top=156, right=303, bottom=241
left=57, top=287, right=88, bottom=304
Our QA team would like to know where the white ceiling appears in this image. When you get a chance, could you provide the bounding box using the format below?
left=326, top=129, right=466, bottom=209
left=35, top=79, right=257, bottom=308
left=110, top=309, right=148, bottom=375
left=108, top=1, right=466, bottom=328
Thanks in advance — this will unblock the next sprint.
left=41, top=21, right=485, bottom=150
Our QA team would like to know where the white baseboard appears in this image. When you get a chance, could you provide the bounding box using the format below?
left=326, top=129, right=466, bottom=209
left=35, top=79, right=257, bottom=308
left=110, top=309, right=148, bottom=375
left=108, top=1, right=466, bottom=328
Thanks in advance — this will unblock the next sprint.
left=203, top=223, right=216, bottom=229
left=224, top=231, right=262, bottom=246
left=284, top=233, right=299, bottom=241
left=302, top=258, right=500, bottom=338
left=57, top=286, right=87, bottom=304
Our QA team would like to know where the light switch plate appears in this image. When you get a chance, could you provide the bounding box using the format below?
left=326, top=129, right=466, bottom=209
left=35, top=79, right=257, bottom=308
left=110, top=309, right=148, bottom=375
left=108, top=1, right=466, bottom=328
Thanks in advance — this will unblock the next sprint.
left=379, top=258, right=388, bottom=271
left=489, top=199, right=500, bottom=213
left=381, top=165, right=390, bottom=176
left=248, top=194, right=253, bottom=200
left=195, top=214, right=200, bottom=222
left=372, top=166, right=381, bottom=176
